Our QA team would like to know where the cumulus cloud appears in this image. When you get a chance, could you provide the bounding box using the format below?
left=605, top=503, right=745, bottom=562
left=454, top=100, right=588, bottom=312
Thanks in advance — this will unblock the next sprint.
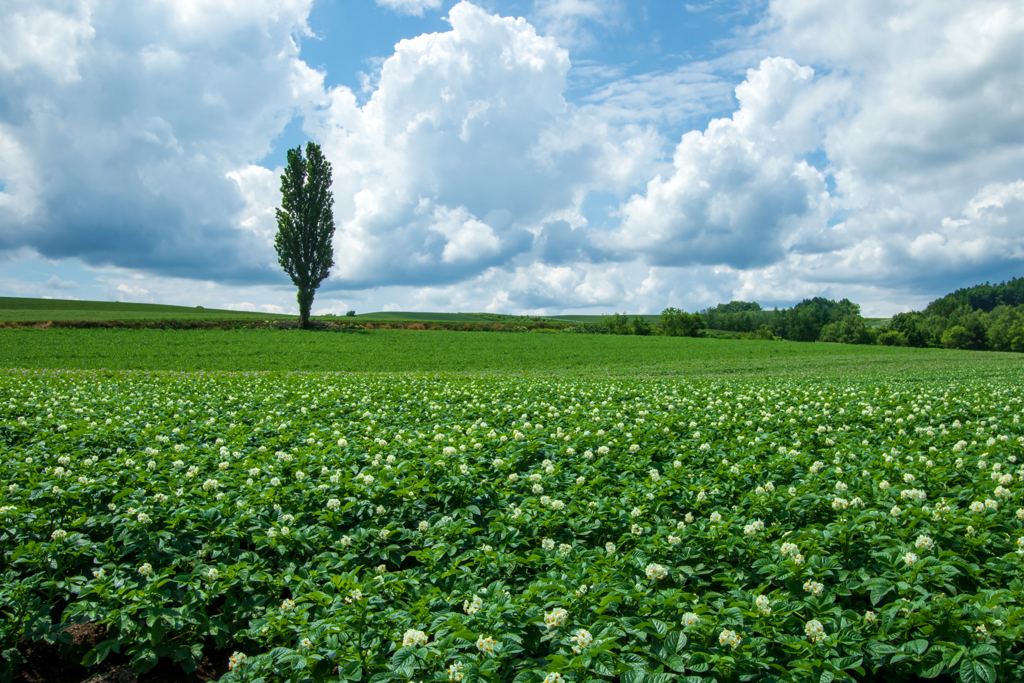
left=0, top=1, right=95, bottom=84
left=908, top=181, right=1024, bottom=269
left=0, top=0, right=320, bottom=282
left=309, top=1, right=660, bottom=289
left=602, top=57, right=835, bottom=269
left=2, top=0, right=1023, bottom=317
left=583, top=0, right=1024, bottom=310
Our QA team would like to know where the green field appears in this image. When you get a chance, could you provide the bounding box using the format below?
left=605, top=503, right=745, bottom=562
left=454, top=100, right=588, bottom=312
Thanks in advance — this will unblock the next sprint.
left=0, top=297, right=296, bottom=322
left=2, top=356, right=1023, bottom=682
left=0, top=296, right=644, bottom=325
left=1, top=308, right=1020, bottom=683
left=1, top=327, right=1019, bottom=376
left=347, top=311, right=545, bottom=323
left=542, top=314, right=663, bottom=324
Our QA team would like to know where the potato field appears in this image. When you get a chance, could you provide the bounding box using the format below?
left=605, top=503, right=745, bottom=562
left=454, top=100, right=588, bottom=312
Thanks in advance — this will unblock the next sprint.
left=1, top=367, right=1023, bottom=683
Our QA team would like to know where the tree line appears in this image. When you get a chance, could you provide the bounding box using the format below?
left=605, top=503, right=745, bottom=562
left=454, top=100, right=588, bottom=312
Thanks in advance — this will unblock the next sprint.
left=582, top=278, right=1024, bottom=351
left=885, top=278, right=1024, bottom=351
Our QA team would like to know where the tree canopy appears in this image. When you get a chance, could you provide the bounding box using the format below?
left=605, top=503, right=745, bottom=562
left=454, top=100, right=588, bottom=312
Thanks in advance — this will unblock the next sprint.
left=274, top=142, right=335, bottom=328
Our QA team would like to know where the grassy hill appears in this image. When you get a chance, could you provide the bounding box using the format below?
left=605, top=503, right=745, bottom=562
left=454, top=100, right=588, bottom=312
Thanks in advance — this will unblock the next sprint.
left=0, top=297, right=662, bottom=325
left=4, top=296, right=889, bottom=329
left=0, top=297, right=295, bottom=322
left=342, top=311, right=540, bottom=323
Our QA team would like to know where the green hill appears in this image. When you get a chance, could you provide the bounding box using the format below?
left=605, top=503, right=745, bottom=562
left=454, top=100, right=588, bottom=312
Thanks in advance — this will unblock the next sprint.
left=0, top=297, right=294, bottom=322
left=924, top=277, right=1024, bottom=316
left=0, top=296, right=669, bottom=325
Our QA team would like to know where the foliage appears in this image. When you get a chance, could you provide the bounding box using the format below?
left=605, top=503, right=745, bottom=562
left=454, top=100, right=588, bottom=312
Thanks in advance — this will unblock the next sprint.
left=705, top=301, right=764, bottom=315
left=1, top=368, right=1023, bottom=683
left=661, top=309, right=706, bottom=338
left=885, top=302, right=1024, bottom=352
left=603, top=313, right=631, bottom=336
left=876, top=331, right=908, bottom=347
left=700, top=299, right=864, bottom=343
left=819, top=316, right=872, bottom=346
left=631, top=316, right=652, bottom=336
left=925, top=278, right=1024, bottom=316
left=274, top=143, right=336, bottom=329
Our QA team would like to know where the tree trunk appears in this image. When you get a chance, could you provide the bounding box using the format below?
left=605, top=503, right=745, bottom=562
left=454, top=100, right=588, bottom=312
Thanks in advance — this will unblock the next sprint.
left=298, top=287, right=314, bottom=329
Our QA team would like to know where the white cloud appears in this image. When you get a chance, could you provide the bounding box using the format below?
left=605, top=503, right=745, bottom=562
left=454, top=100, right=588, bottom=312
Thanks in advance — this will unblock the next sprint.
left=0, top=0, right=319, bottom=282
left=907, top=180, right=1024, bottom=268
left=426, top=204, right=502, bottom=263
left=584, top=0, right=1024, bottom=311
left=375, top=0, right=442, bottom=17
left=603, top=57, right=834, bottom=268
left=531, top=0, right=623, bottom=50
left=578, top=65, right=736, bottom=127
left=0, top=1, right=95, bottom=84
left=45, top=274, right=79, bottom=290
left=308, top=1, right=660, bottom=289
left=2, top=0, right=1023, bottom=318
left=311, top=301, right=350, bottom=316
left=226, top=165, right=281, bottom=243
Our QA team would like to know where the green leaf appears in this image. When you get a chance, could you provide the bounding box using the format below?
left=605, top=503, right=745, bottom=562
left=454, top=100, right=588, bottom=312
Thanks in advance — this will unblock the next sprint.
left=340, top=662, right=363, bottom=681
left=390, top=647, right=415, bottom=670
left=81, top=638, right=120, bottom=667
left=959, top=658, right=977, bottom=683
left=829, top=656, right=862, bottom=670
left=646, top=674, right=675, bottom=683
left=972, top=661, right=997, bottom=683
left=622, top=670, right=645, bottom=683
left=870, top=583, right=892, bottom=606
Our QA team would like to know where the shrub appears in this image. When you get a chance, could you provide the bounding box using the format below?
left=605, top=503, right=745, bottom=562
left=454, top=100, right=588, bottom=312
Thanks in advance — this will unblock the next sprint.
left=877, top=330, right=908, bottom=346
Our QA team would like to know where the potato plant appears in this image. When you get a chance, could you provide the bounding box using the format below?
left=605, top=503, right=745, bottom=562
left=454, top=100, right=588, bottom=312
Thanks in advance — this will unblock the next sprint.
left=1, top=369, right=1022, bottom=683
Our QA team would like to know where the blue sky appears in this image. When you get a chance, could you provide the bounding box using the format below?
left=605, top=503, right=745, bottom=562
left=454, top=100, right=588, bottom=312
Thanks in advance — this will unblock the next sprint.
left=1, top=0, right=1022, bottom=316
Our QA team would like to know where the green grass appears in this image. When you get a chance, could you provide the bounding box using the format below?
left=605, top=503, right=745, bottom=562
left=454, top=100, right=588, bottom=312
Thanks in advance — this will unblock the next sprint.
left=345, top=311, right=536, bottom=323
left=543, top=314, right=662, bottom=323
left=1, top=327, right=1019, bottom=376
left=0, top=296, right=295, bottom=322
left=0, top=296, right=664, bottom=325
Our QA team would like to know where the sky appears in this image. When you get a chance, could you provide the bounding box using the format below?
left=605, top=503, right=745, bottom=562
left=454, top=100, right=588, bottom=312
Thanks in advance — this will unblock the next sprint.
left=1, top=0, right=1022, bottom=317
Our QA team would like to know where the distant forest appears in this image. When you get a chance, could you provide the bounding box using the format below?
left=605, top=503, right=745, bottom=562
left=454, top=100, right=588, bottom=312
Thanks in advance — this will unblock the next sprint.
left=587, top=277, right=1024, bottom=352
left=698, top=277, right=1024, bottom=351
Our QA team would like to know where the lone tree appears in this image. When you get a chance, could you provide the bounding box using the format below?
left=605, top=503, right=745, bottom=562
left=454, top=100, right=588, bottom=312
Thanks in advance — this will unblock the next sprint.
left=274, top=142, right=335, bottom=329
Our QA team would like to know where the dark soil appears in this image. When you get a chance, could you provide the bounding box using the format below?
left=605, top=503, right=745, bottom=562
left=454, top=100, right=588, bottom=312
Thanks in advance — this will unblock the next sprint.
left=12, top=624, right=231, bottom=683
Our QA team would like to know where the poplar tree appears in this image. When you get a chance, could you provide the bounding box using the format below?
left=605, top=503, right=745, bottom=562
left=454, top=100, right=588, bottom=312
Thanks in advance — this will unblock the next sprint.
left=274, top=142, right=335, bottom=329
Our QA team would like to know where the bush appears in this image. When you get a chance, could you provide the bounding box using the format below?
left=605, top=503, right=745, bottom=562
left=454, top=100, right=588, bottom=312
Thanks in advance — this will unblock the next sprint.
left=631, top=316, right=652, bottom=336
left=876, top=330, right=908, bottom=346
left=603, top=313, right=630, bottom=335
left=661, top=308, right=706, bottom=337
left=941, top=325, right=973, bottom=349
left=819, top=315, right=870, bottom=345
left=563, top=323, right=608, bottom=334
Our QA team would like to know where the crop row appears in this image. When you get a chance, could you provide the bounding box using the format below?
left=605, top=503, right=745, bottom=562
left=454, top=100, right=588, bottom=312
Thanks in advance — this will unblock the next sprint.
left=1, top=369, right=1023, bottom=682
